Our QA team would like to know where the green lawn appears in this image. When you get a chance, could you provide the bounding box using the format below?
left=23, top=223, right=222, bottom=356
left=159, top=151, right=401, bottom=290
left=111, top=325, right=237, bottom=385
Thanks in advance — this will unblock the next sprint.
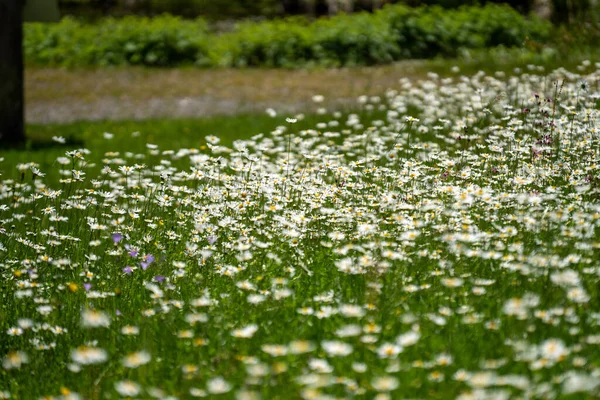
left=11, top=110, right=385, bottom=183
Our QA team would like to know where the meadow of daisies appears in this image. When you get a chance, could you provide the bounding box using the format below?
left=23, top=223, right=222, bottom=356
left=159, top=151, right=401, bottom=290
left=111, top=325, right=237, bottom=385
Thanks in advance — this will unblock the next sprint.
left=2, top=63, right=600, bottom=400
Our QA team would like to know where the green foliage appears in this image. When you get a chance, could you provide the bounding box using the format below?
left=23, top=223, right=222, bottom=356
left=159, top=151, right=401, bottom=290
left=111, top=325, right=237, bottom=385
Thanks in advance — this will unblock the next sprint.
left=385, top=4, right=551, bottom=59
left=310, top=12, right=399, bottom=67
left=399, top=0, right=536, bottom=14
left=24, top=4, right=551, bottom=68
left=218, top=4, right=550, bottom=67
left=215, top=17, right=314, bottom=68
left=24, top=15, right=211, bottom=67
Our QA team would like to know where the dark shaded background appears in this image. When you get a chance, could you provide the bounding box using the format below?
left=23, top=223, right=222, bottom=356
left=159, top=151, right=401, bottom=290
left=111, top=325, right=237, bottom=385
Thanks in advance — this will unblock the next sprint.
left=56, top=0, right=555, bottom=20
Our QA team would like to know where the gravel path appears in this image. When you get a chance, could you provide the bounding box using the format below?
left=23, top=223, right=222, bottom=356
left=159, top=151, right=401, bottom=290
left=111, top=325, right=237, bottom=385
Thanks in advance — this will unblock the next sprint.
left=26, top=95, right=357, bottom=124
left=25, top=62, right=430, bottom=124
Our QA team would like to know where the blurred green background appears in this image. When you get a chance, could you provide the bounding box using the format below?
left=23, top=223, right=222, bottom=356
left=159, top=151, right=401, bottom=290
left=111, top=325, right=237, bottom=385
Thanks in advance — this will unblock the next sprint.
left=25, top=1, right=599, bottom=70
left=57, top=0, right=594, bottom=24
left=19, top=0, right=600, bottom=129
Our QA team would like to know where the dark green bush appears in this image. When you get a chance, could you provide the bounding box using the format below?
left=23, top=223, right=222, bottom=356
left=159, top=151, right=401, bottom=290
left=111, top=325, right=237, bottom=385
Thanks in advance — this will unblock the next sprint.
left=24, top=4, right=551, bottom=68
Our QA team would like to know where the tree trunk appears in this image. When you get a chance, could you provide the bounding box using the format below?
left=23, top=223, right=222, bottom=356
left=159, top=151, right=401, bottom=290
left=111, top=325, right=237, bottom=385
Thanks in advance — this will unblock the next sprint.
left=551, top=0, right=570, bottom=24
left=0, top=0, right=25, bottom=147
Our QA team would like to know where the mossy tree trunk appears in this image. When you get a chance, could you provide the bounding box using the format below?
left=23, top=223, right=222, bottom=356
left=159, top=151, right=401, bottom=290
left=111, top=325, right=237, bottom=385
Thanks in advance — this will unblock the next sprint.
left=0, top=0, right=25, bottom=147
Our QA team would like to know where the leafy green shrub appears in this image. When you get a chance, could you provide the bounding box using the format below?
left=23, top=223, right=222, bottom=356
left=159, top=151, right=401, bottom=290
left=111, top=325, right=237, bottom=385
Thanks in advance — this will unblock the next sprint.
left=384, top=4, right=551, bottom=59
left=216, top=18, right=314, bottom=68
left=25, top=15, right=211, bottom=66
left=24, top=4, right=551, bottom=68
left=311, top=12, right=399, bottom=67
left=216, top=13, right=399, bottom=68
left=217, top=3, right=550, bottom=68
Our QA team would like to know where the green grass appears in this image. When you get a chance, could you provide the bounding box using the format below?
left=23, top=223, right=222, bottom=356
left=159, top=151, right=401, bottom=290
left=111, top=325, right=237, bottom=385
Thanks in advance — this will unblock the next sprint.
left=5, top=116, right=266, bottom=183
left=25, top=113, right=296, bottom=149
left=2, top=64, right=600, bottom=399
left=12, top=110, right=385, bottom=182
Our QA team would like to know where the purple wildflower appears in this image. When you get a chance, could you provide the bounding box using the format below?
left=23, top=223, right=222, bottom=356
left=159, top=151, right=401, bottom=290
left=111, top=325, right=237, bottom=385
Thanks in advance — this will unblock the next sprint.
left=83, top=283, right=92, bottom=291
left=125, top=244, right=138, bottom=257
left=112, top=233, right=123, bottom=244
left=154, top=275, right=165, bottom=282
left=140, top=254, right=155, bottom=271
left=123, top=266, right=133, bottom=274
